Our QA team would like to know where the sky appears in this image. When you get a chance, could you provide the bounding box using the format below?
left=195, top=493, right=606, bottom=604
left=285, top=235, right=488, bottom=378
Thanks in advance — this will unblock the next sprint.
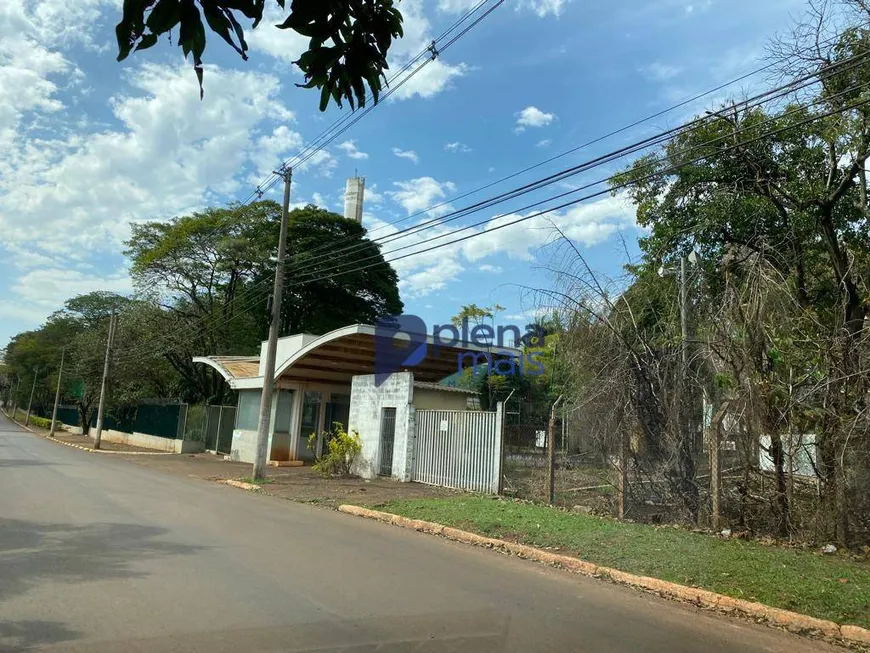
left=0, top=0, right=813, bottom=349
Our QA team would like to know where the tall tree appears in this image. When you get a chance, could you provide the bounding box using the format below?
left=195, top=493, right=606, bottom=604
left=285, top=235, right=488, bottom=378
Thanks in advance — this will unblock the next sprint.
left=126, top=201, right=403, bottom=402
left=612, top=15, right=870, bottom=543
left=254, top=204, right=403, bottom=335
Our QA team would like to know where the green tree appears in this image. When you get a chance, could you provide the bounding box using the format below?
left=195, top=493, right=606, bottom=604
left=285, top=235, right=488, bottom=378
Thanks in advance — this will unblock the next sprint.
left=126, top=201, right=403, bottom=401
left=114, top=0, right=404, bottom=107
left=253, top=204, right=403, bottom=335
left=612, top=22, right=870, bottom=542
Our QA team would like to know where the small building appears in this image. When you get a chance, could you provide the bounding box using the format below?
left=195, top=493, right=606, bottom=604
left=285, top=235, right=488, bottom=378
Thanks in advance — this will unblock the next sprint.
left=194, top=324, right=512, bottom=492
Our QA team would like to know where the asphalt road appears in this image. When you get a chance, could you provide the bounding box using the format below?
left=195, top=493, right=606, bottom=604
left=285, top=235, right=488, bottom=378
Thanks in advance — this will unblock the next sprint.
left=0, top=414, right=845, bottom=653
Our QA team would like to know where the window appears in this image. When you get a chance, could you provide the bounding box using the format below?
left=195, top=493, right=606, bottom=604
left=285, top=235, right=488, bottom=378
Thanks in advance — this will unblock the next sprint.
left=236, top=390, right=262, bottom=431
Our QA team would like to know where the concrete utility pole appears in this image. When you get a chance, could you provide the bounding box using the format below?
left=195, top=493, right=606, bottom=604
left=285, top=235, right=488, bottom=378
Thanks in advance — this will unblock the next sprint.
left=10, top=375, right=20, bottom=416
left=49, top=348, right=65, bottom=437
left=93, top=310, right=117, bottom=450
left=548, top=395, right=564, bottom=506
left=252, top=166, right=293, bottom=480
left=679, top=256, right=688, bottom=372
left=25, top=367, right=39, bottom=426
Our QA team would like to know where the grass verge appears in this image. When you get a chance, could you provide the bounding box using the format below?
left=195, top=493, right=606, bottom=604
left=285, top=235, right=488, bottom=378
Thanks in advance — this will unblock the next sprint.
left=376, top=496, right=870, bottom=629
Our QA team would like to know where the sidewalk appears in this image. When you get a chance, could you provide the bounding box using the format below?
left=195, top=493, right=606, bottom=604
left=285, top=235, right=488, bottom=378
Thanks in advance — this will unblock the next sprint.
left=3, top=411, right=158, bottom=453
left=50, top=429, right=164, bottom=454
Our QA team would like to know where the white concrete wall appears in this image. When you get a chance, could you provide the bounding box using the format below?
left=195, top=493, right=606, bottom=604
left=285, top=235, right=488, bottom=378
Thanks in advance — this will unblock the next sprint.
left=413, top=388, right=470, bottom=411
left=65, top=427, right=204, bottom=453
left=348, top=372, right=415, bottom=481
left=259, top=334, right=320, bottom=376
left=228, top=429, right=258, bottom=462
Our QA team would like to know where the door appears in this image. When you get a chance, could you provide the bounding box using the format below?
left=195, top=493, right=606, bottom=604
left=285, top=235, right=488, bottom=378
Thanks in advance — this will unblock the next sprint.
left=270, top=390, right=294, bottom=461
left=298, top=391, right=322, bottom=461
left=379, top=407, right=397, bottom=476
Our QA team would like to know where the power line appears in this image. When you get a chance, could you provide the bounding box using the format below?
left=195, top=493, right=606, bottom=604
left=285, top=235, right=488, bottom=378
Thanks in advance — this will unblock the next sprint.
left=112, top=58, right=870, bottom=364
left=239, top=0, right=502, bottom=205
left=111, top=72, right=870, bottom=364
left=120, top=49, right=870, bottom=352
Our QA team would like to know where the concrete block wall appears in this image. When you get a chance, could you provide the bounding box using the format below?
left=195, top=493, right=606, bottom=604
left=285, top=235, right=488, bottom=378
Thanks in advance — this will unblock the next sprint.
left=348, top=372, right=414, bottom=480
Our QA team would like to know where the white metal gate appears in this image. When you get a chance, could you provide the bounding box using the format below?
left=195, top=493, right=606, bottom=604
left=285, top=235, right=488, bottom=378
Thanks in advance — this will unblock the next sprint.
left=412, top=409, right=501, bottom=493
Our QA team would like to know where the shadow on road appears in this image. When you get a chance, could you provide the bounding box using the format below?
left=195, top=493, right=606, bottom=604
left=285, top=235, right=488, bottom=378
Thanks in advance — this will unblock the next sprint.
left=0, top=459, right=59, bottom=468
left=0, top=518, right=203, bottom=601
left=0, top=620, right=83, bottom=651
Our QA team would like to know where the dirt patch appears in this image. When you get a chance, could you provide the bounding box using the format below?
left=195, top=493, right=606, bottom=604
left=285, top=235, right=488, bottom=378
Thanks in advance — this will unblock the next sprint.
left=116, top=452, right=463, bottom=506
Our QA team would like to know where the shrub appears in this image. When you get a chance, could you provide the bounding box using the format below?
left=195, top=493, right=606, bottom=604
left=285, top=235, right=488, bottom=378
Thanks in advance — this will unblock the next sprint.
left=30, top=416, right=52, bottom=429
left=307, top=423, right=362, bottom=478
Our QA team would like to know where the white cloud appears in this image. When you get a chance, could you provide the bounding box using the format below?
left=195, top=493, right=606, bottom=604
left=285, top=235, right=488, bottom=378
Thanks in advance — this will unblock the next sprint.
left=515, top=106, right=556, bottom=131
left=392, top=147, right=419, bottom=164
left=445, top=141, right=471, bottom=153
left=11, top=268, right=132, bottom=308
left=536, top=138, right=552, bottom=148
left=245, top=2, right=310, bottom=66
left=460, top=194, right=637, bottom=262
left=311, top=192, right=327, bottom=207
left=364, top=193, right=636, bottom=299
left=522, top=0, right=569, bottom=17
left=0, top=60, right=297, bottom=257
left=297, top=148, right=338, bottom=177
left=337, top=139, right=369, bottom=160
left=364, top=183, right=384, bottom=205
left=2, top=266, right=133, bottom=331
left=388, top=177, right=457, bottom=217
left=643, top=62, right=683, bottom=81
left=439, top=0, right=569, bottom=17
left=387, top=0, right=467, bottom=100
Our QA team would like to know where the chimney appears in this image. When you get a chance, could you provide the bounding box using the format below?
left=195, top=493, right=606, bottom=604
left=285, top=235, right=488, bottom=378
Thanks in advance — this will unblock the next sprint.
left=343, top=176, right=365, bottom=223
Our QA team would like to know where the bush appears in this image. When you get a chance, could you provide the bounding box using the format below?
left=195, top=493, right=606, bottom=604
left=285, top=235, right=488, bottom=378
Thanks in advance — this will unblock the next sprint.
left=307, top=424, right=362, bottom=478
left=14, top=410, right=52, bottom=429
left=30, top=415, right=52, bottom=429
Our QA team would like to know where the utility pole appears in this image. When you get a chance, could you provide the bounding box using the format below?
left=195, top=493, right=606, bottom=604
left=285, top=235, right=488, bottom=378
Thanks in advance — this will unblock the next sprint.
left=50, top=348, right=65, bottom=437
left=10, top=375, right=20, bottom=417
left=679, top=256, right=688, bottom=372
left=253, top=166, right=292, bottom=480
left=25, top=367, right=39, bottom=426
left=93, top=310, right=117, bottom=450
left=547, top=394, right=564, bottom=506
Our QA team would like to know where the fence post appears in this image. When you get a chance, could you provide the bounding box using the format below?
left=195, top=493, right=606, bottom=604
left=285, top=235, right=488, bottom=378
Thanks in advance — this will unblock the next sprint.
left=178, top=403, right=189, bottom=440
left=548, top=395, right=564, bottom=506
left=204, top=406, right=212, bottom=451
left=216, top=407, right=224, bottom=452
left=494, top=402, right=504, bottom=494
left=617, top=428, right=630, bottom=520
left=708, top=402, right=729, bottom=530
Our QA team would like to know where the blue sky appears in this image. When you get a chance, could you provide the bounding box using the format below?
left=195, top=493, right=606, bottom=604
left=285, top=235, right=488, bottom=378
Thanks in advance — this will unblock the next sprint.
left=0, top=0, right=810, bottom=348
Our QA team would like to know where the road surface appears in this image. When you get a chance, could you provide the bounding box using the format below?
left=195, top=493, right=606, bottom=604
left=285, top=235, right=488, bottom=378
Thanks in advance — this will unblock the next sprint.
left=0, top=413, right=844, bottom=652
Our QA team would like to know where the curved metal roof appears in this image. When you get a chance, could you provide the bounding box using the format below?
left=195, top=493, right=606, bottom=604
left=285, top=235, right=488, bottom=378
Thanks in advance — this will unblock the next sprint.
left=194, top=323, right=521, bottom=388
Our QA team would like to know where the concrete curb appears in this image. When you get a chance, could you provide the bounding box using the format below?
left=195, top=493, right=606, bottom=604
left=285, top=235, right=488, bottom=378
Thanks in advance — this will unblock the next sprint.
left=338, top=505, right=870, bottom=648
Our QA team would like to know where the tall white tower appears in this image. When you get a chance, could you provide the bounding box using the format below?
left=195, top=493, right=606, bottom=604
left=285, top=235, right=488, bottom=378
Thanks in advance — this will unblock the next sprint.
left=343, top=176, right=365, bottom=223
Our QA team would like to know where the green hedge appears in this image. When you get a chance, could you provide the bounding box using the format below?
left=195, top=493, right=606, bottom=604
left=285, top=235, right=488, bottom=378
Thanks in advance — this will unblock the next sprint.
left=10, top=409, right=52, bottom=430
left=29, top=415, right=52, bottom=429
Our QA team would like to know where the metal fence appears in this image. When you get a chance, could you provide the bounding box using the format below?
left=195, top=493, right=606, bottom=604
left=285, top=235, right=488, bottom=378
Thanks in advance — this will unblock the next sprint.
left=412, top=407, right=502, bottom=494
left=204, top=405, right=236, bottom=455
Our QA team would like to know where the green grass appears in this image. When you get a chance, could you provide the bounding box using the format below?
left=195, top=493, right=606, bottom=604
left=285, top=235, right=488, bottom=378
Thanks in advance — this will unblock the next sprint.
left=377, top=497, right=870, bottom=628
left=237, top=476, right=277, bottom=485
